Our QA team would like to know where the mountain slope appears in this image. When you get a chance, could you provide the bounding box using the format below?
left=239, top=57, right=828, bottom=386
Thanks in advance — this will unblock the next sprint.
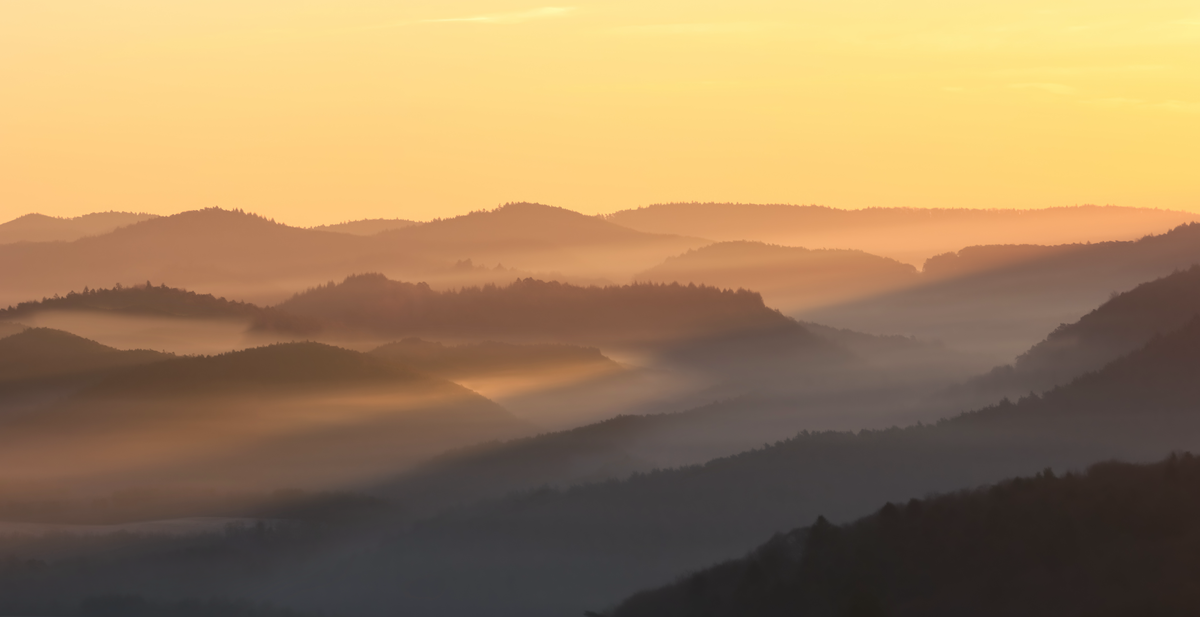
left=608, top=454, right=1200, bottom=617
left=0, top=342, right=527, bottom=490
left=802, top=223, right=1200, bottom=359
left=0, top=212, right=158, bottom=244
left=636, top=241, right=918, bottom=312
left=605, top=203, right=1199, bottom=266
left=957, top=265, right=1200, bottom=402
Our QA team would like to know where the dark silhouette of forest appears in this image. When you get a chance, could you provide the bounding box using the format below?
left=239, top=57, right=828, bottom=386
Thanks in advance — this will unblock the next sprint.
left=606, top=453, right=1200, bottom=617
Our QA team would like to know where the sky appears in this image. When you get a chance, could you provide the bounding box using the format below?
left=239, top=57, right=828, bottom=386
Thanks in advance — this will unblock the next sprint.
left=2, top=0, right=1199, bottom=226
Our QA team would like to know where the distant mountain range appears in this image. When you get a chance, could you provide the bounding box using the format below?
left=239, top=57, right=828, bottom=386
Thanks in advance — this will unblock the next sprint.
left=0, top=212, right=158, bottom=244
left=0, top=204, right=698, bottom=307
left=606, top=203, right=1200, bottom=266
left=606, top=454, right=1200, bottom=617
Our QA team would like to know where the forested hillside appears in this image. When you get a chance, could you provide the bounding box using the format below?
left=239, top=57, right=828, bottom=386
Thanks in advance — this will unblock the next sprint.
left=608, top=453, right=1200, bottom=617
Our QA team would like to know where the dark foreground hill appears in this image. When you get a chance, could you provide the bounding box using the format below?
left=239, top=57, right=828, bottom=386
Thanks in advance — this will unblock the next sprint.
left=608, top=453, right=1200, bottom=617
left=0, top=342, right=526, bottom=491
left=636, top=241, right=918, bottom=312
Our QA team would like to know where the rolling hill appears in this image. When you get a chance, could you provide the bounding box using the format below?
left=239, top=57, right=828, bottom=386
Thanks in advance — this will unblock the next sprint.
left=605, top=203, right=1199, bottom=266
left=0, top=212, right=158, bottom=244
left=636, top=241, right=919, bottom=312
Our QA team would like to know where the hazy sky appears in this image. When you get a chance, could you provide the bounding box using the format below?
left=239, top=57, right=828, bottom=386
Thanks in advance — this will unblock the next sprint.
left=2, top=1, right=1198, bottom=226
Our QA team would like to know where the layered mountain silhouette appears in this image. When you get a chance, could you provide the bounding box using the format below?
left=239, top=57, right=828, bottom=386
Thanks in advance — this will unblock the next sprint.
left=636, top=241, right=918, bottom=312
left=0, top=212, right=158, bottom=244
left=271, top=310, right=1200, bottom=616
left=606, top=203, right=1199, bottom=265
left=803, top=223, right=1200, bottom=358
left=606, top=454, right=1200, bottom=617
left=0, top=205, right=697, bottom=308
left=0, top=342, right=527, bottom=490
left=310, top=218, right=420, bottom=235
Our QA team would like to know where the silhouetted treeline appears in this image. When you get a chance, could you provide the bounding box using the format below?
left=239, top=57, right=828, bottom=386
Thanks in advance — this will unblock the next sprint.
left=0, top=283, right=319, bottom=334
left=272, top=274, right=811, bottom=347
left=608, top=453, right=1200, bottom=617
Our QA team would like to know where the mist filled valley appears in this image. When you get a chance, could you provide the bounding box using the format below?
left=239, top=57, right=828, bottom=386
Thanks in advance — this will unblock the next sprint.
left=0, top=201, right=1198, bottom=616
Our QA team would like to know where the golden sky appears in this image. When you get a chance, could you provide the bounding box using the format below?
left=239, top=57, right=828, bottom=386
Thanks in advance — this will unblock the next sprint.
left=2, top=0, right=1199, bottom=226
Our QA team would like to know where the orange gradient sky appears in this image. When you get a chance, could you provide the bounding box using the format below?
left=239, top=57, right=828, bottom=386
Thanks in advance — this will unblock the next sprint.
left=2, top=0, right=1199, bottom=226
